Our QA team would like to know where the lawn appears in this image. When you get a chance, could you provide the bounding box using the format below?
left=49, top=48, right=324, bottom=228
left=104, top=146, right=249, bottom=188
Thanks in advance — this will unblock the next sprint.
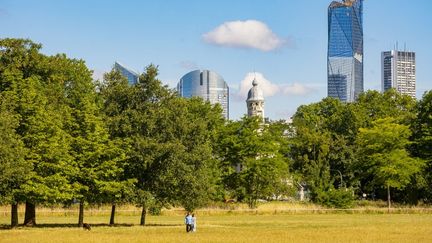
left=1, top=210, right=432, bottom=243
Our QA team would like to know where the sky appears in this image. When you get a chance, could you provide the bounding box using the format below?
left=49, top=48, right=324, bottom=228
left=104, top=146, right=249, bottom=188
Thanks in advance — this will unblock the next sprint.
left=1, top=0, right=431, bottom=120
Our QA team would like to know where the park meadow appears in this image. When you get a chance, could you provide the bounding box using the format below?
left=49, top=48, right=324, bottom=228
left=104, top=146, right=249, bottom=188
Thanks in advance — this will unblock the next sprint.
left=1, top=202, right=432, bottom=243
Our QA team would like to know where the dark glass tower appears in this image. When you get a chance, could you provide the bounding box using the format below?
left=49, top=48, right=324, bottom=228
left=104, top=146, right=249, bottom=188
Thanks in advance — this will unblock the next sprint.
left=328, top=0, right=363, bottom=102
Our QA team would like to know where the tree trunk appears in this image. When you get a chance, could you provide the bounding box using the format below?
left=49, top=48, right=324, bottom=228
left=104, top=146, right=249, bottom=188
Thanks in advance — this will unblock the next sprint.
left=140, top=204, right=147, bottom=226
left=11, top=203, right=18, bottom=228
left=78, top=201, right=84, bottom=227
left=387, top=185, right=391, bottom=213
left=24, top=202, right=36, bottom=226
left=109, top=204, right=116, bottom=225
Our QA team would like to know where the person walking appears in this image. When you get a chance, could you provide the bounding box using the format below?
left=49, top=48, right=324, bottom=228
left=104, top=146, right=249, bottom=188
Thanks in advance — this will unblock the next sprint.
left=184, top=212, right=193, bottom=232
left=191, top=213, right=197, bottom=232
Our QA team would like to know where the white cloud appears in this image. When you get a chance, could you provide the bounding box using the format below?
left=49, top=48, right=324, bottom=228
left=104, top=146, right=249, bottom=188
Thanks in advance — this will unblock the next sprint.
left=203, top=20, right=287, bottom=51
left=238, top=72, right=280, bottom=99
left=282, top=83, right=315, bottom=96
left=233, top=72, right=316, bottom=101
left=179, top=60, right=199, bottom=70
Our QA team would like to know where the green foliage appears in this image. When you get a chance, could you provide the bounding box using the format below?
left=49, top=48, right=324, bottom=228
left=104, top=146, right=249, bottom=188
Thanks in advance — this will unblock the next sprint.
left=356, top=118, right=424, bottom=207
left=216, top=116, right=291, bottom=208
left=409, top=91, right=432, bottom=201
left=357, top=118, right=423, bottom=189
left=290, top=98, right=357, bottom=201
left=0, top=38, right=75, bottom=205
left=315, top=188, right=355, bottom=208
left=2, top=37, right=432, bottom=215
left=101, top=65, right=224, bottom=214
left=0, top=94, right=30, bottom=204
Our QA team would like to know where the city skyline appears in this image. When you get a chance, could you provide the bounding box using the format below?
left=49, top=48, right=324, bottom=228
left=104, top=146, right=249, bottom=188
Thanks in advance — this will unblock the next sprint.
left=1, top=0, right=431, bottom=120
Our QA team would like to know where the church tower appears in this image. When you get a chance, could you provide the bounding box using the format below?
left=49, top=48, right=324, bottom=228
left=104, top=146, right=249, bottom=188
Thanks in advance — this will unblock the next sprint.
left=246, top=78, right=265, bottom=120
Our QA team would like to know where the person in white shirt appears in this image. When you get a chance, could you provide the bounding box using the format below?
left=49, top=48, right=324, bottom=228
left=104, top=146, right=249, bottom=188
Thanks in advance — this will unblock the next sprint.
left=191, top=214, right=196, bottom=232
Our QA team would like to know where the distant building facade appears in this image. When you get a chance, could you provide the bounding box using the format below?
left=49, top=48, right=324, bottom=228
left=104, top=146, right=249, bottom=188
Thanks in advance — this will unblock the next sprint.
left=381, top=50, right=416, bottom=99
left=114, top=62, right=139, bottom=85
left=327, top=0, right=364, bottom=102
left=177, top=70, right=229, bottom=119
left=246, top=78, right=265, bottom=121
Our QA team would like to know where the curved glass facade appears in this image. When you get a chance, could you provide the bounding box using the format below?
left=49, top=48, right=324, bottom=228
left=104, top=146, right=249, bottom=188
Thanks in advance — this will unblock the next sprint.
left=328, top=0, right=363, bottom=102
left=177, top=70, right=229, bottom=119
left=114, top=62, right=139, bottom=85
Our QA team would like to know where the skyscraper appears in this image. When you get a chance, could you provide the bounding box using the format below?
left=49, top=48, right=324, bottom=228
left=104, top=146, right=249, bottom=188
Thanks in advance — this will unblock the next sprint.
left=177, top=70, right=229, bottom=119
left=328, top=0, right=363, bottom=102
left=382, top=50, right=416, bottom=99
left=114, top=62, right=139, bottom=85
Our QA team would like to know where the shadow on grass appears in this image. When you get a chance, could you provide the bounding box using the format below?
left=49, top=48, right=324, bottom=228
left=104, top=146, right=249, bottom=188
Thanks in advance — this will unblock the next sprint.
left=0, top=223, right=182, bottom=230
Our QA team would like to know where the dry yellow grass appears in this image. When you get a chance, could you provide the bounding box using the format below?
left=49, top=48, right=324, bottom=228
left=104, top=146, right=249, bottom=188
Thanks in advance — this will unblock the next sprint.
left=1, top=208, right=432, bottom=242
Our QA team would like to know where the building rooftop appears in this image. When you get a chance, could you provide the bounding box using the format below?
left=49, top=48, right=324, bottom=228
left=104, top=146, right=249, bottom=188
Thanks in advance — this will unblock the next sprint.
left=329, top=0, right=357, bottom=8
left=247, top=79, right=264, bottom=102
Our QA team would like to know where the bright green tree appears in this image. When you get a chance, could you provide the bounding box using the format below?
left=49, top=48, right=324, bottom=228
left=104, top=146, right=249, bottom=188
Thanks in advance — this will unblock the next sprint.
left=0, top=94, right=30, bottom=227
left=357, top=118, right=424, bottom=209
left=99, top=69, right=140, bottom=225
left=60, top=57, right=129, bottom=227
left=0, top=39, right=75, bottom=226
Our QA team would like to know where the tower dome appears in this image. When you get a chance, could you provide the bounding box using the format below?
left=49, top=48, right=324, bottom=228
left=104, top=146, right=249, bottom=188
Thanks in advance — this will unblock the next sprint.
left=247, top=78, right=264, bottom=102
left=246, top=78, right=265, bottom=119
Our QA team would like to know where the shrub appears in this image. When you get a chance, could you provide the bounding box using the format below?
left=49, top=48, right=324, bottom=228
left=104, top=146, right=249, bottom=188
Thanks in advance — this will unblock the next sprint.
left=316, top=188, right=355, bottom=208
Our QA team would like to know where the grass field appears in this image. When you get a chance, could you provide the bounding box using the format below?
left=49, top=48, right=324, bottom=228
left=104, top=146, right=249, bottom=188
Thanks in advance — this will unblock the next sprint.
left=1, top=204, right=432, bottom=242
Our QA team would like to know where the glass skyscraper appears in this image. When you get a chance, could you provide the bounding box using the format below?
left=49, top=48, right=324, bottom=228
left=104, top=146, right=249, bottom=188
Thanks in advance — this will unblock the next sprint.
left=114, top=62, right=139, bottom=85
left=177, top=70, right=229, bottom=119
left=328, top=0, right=363, bottom=102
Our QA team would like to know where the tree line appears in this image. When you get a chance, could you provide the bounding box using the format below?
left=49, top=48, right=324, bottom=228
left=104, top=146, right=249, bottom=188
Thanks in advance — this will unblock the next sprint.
left=1, top=38, right=431, bottom=228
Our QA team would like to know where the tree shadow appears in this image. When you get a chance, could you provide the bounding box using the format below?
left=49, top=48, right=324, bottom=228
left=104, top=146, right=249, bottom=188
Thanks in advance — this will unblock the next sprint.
left=0, top=223, right=182, bottom=230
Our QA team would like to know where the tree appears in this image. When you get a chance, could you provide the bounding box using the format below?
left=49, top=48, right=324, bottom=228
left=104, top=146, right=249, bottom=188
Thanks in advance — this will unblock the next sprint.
left=99, top=69, right=140, bottom=225
left=60, top=57, right=128, bottom=227
left=216, top=116, right=290, bottom=208
left=102, top=65, right=223, bottom=225
left=410, top=91, right=432, bottom=202
left=354, top=89, right=416, bottom=127
left=289, top=98, right=358, bottom=203
left=0, top=39, right=75, bottom=226
left=356, top=118, right=424, bottom=209
left=0, top=94, right=30, bottom=227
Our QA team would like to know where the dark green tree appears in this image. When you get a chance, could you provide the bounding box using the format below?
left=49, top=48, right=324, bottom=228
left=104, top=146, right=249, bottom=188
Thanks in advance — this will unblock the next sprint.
left=216, top=116, right=290, bottom=208
left=102, top=65, right=223, bottom=225
left=410, top=91, right=432, bottom=202
left=289, top=98, right=358, bottom=204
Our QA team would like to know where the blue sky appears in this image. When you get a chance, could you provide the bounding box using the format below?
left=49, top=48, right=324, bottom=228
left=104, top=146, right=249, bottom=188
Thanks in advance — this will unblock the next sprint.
left=1, top=0, right=431, bottom=120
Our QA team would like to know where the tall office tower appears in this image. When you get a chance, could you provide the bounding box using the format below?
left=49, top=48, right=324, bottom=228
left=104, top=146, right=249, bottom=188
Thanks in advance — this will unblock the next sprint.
left=177, top=70, right=229, bottom=119
left=246, top=78, right=265, bottom=121
left=328, top=0, right=364, bottom=102
left=382, top=50, right=416, bottom=99
left=114, top=62, right=139, bottom=85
